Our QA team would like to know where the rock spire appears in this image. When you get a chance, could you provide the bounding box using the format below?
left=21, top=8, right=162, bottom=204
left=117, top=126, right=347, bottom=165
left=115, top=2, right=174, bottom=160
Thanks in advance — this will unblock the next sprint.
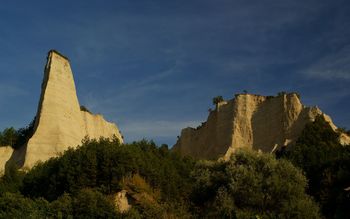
left=5, top=50, right=123, bottom=170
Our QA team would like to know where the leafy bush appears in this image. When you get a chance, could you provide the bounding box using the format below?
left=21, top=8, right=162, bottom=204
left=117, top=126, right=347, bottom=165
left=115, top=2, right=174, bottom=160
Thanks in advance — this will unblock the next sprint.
left=212, top=95, right=224, bottom=105
left=72, top=188, right=119, bottom=219
left=191, top=149, right=320, bottom=218
left=0, top=117, right=35, bottom=149
left=0, top=135, right=334, bottom=218
left=0, top=127, right=17, bottom=147
left=0, top=192, right=49, bottom=219
left=281, top=115, right=350, bottom=218
left=19, top=138, right=195, bottom=216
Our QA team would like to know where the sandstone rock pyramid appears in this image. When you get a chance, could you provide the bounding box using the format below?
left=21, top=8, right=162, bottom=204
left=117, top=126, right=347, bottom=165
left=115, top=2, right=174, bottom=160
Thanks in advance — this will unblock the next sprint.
left=5, top=50, right=123, bottom=170
left=173, top=93, right=350, bottom=160
left=0, top=146, right=13, bottom=172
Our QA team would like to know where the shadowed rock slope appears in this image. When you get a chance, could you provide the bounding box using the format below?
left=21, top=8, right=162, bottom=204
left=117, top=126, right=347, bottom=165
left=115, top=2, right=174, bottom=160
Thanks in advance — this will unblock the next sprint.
left=173, top=93, right=350, bottom=160
left=4, top=50, right=123, bottom=170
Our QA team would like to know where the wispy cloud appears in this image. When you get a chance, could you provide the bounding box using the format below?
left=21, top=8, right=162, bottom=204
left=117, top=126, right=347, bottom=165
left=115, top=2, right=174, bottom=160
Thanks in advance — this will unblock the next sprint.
left=81, top=60, right=188, bottom=114
left=2, top=0, right=350, bottom=143
left=0, top=83, right=26, bottom=100
left=303, top=45, right=350, bottom=80
left=120, top=60, right=182, bottom=90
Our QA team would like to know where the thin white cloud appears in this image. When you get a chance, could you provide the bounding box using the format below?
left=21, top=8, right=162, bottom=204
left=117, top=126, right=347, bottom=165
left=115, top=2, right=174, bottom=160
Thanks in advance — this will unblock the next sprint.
left=80, top=61, right=190, bottom=115
left=303, top=45, right=350, bottom=80
left=120, top=61, right=181, bottom=90
left=0, top=84, right=26, bottom=98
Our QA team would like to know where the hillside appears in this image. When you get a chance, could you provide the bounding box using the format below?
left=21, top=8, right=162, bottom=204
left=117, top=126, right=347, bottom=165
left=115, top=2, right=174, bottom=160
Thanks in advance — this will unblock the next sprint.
left=0, top=138, right=325, bottom=218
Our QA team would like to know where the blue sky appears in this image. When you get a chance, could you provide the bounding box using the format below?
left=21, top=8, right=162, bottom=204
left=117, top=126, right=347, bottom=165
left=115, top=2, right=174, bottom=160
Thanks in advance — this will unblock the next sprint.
left=0, top=0, right=349, bottom=146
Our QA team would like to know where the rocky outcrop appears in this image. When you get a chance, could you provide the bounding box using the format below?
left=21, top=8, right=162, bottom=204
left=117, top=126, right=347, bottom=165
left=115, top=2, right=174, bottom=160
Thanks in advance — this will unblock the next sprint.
left=5, top=50, right=123, bottom=169
left=114, top=190, right=131, bottom=213
left=0, top=146, right=13, bottom=173
left=173, top=93, right=350, bottom=160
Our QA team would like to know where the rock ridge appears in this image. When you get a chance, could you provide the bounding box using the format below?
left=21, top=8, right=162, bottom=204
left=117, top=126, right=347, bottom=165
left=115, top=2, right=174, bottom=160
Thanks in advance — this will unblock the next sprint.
left=173, top=93, right=350, bottom=160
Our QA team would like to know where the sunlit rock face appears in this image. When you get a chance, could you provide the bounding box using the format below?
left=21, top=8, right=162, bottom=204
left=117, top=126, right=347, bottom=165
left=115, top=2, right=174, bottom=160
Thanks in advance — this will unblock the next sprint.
left=114, top=190, right=131, bottom=213
left=173, top=93, right=349, bottom=160
left=0, top=146, right=13, bottom=173
left=6, top=50, right=123, bottom=169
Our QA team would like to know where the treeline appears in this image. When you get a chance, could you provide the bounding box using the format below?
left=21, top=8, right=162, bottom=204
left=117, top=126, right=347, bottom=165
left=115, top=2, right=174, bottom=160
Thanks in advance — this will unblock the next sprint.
left=279, top=116, right=350, bottom=218
left=0, top=118, right=35, bottom=149
left=0, top=138, right=196, bottom=218
left=0, top=140, right=318, bottom=218
left=0, top=116, right=348, bottom=218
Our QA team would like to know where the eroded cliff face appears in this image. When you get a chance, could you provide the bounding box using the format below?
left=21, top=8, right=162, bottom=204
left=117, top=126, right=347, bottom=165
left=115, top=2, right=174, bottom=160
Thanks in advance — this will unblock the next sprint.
left=0, top=146, right=13, bottom=173
left=173, top=93, right=349, bottom=160
left=6, top=50, right=123, bottom=169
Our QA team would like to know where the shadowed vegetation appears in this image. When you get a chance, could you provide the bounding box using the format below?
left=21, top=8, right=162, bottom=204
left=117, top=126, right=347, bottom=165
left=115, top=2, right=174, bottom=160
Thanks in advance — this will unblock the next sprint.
left=0, top=137, right=324, bottom=218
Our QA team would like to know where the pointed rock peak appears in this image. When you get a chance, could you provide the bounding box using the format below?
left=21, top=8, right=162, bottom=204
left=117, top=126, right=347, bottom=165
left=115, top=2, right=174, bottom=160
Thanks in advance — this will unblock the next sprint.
left=7, top=50, right=123, bottom=169
left=48, top=49, right=70, bottom=61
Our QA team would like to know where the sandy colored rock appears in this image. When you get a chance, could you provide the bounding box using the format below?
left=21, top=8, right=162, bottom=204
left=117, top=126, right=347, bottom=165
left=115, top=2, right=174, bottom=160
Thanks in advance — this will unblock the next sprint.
left=173, top=93, right=350, bottom=160
left=340, top=133, right=350, bottom=145
left=7, top=50, right=123, bottom=169
left=0, top=146, right=13, bottom=173
left=114, top=190, right=131, bottom=213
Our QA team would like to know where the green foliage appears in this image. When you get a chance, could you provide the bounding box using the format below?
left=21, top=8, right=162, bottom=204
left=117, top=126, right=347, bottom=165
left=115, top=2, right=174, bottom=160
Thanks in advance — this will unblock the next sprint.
left=191, top=150, right=320, bottom=218
left=0, top=163, right=25, bottom=194
left=0, top=134, right=338, bottom=218
left=72, top=188, right=119, bottom=219
left=80, top=105, right=92, bottom=114
left=212, top=95, right=224, bottom=105
left=0, top=192, right=49, bottom=219
left=277, top=91, right=287, bottom=96
left=0, top=189, right=119, bottom=219
left=282, top=115, right=350, bottom=218
left=0, top=138, right=195, bottom=217
left=14, top=117, right=36, bottom=149
left=49, top=193, right=73, bottom=218
left=19, top=138, right=195, bottom=217
left=0, top=117, right=35, bottom=149
left=0, top=127, right=17, bottom=147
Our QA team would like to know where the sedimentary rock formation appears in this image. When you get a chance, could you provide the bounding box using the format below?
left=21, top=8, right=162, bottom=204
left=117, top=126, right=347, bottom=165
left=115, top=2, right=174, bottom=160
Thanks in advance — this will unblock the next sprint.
left=114, top=190, right=131, bottom=213
left=0, top=146, right=13, bottom=173
left=5, top=50, right=123, bottom=169
left=173, top=93, right=350, bottom=160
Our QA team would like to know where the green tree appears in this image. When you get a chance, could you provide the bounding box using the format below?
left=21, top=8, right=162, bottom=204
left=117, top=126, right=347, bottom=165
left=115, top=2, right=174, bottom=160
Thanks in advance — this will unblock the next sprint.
left=0, top=128, right=17, bottom=147
left=212, top=96, right=224, bottom=106
left=0, top=163, right=25, bottom=193
left=14, top=117, right=36, bottom=149
left=282, top=115, right=350, bottom=218
left=0, top=193, right=49, bottom=218
left=72, top=188, right=119, bottom=219
left=191, top=149, right=320, bottom=218
left=0, top=117, right=35, bottom=149
left=49, top=193, right=73, bottom=218
left=20, top=138, right=195, bottom=214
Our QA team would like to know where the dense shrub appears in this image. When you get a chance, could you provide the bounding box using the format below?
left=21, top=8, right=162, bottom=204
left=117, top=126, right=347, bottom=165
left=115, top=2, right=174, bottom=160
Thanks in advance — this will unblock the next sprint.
left=21, top=138, right=195, bottom=203
left=191, top=149, right=320, bottom=218
left=0, top=133, right=340, bottom=218
left=0, top=117, right=35, bottom=149
left=281, top=116, right=350, bottom=218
